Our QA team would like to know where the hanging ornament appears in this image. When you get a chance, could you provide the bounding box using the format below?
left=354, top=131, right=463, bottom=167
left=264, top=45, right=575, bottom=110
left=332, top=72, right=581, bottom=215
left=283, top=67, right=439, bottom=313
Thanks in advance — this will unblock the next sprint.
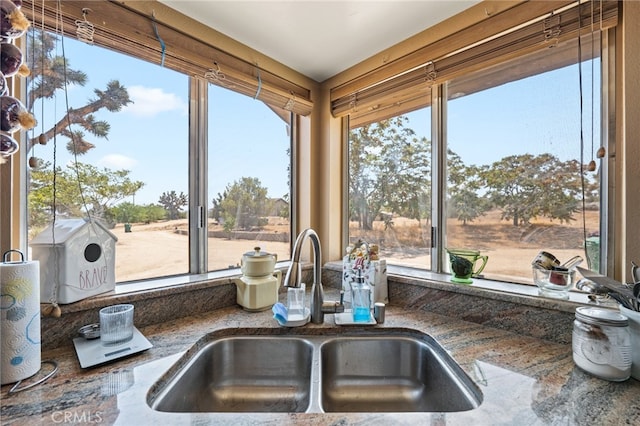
left=41, top=303, right=61, bottom=318
left=1, top=41, right=30, bottom=77
left=1, top=95, right=36, bottom=133
left=0, top=0, right=30, bottom=41
left=37, top=133, right=47, bottom=145
left=596, top=146, right=606, bottom=158
left=75, top=8, right=95, bottom=45
left=0, top=71, right=6, bottom=96
left=0, top=130, right=19, bottom=162
left=28, top=155, right=42, bottom=169
left=587, top=160, right=596, bottom=172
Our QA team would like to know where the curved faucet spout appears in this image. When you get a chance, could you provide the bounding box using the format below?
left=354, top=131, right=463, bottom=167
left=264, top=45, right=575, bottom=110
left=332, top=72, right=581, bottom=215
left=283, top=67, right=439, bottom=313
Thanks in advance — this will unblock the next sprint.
left=283, top=228, right=343, bottom=324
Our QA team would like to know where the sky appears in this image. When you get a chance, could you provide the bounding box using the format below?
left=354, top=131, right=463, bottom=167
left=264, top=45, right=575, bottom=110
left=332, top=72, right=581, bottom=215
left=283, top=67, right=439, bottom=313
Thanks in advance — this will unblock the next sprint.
left=29, top=32, right=600, bottom=207
left=31, top=34, right=290, bottom=206
left=404, top=59, right=600, bottom=169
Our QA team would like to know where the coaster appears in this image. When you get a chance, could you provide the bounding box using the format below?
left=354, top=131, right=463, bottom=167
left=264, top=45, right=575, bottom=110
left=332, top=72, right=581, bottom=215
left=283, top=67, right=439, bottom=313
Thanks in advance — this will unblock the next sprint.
left=73, top=327, right=152, bottom=368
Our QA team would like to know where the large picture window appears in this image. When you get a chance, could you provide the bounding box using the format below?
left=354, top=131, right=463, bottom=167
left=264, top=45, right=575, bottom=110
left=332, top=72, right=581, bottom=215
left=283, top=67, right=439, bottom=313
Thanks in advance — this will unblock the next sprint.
left=445, top=37, right=602, bottom=283
left=26, top=30, right=190, bottom=282
left=25, top=29, right=292, bottom=283
left=348, top=28, right=607, bottom=286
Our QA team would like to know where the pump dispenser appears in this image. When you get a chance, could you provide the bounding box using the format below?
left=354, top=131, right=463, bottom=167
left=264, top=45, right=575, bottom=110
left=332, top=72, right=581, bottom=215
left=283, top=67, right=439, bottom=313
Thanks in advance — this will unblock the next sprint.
left=351, top=269, right=371, bottom=322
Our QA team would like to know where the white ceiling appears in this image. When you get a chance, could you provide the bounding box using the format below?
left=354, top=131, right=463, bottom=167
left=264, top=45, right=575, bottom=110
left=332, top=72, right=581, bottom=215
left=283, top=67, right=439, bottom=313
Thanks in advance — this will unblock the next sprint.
left=158, top=1, right=480, bottom=82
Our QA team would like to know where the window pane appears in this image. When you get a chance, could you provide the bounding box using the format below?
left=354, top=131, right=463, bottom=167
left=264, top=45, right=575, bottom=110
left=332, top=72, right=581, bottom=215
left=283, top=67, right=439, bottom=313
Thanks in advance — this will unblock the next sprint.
left=208, top=85, right=291, bottom=270
left=446, top=39, right=601, bottom=284
left=348, top=108, right=432, bottom=268
left=26, top=30, right=190, bottom=283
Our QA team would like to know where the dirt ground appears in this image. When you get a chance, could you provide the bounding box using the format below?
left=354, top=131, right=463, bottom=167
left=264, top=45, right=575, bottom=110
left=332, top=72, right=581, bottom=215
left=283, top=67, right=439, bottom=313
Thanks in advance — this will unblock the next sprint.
left=112, top=209, right=598, bottom=283
left=112, top=219, right=290, bottom=282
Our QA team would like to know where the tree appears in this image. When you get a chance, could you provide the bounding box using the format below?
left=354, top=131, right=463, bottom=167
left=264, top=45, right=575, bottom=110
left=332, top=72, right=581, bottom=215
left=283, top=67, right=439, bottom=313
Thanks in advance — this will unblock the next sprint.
left=278, top=193, right=290, bottom=218
left=25, top=28, right=131, bottom=154
left=349, top=116, right=431, bottom=230
left=481, top=153, right=584, bottom=226
left=112, top=202, right=140, bottom=224
left=158, top=191, right=188, bottom=220
left=213, top=177, right=268, bottom=230
left=28, top=162, right=144, bottom=229
left=112, top=202, right=166, bottom=224
left=447, top=151, right=490, bottom=225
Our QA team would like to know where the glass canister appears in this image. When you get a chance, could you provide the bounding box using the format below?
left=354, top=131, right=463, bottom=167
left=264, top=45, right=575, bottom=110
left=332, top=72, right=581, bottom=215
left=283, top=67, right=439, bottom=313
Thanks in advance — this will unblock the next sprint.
left=572, top=306, right=632, bottom=381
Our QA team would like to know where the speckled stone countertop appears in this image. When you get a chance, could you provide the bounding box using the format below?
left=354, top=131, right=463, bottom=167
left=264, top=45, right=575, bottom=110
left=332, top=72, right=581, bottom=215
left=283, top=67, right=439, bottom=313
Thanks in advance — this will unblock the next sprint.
left=2, top=293, right=639, bottom=425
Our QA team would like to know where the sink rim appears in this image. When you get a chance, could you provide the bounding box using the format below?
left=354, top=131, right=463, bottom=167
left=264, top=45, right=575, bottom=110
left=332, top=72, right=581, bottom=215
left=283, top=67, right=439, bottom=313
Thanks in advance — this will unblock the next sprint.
left=147, top=327, right=484, bottom=414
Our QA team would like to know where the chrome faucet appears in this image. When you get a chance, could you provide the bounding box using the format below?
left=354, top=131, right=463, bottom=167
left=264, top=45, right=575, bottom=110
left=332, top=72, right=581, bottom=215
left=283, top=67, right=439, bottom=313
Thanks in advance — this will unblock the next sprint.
left=283, top=228, right=344, bottom=324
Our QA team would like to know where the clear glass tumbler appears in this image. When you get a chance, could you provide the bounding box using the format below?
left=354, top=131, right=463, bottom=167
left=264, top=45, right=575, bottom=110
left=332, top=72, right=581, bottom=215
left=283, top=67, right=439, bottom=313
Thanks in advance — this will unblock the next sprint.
left=100, top=304, right=134, bottom=345
left=287, top=283, right=306, bottom=318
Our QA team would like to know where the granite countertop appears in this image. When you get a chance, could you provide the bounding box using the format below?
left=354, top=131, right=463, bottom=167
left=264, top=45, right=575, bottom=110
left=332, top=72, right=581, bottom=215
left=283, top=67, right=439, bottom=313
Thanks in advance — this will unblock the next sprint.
left=1, top=301, right=639, bottom=425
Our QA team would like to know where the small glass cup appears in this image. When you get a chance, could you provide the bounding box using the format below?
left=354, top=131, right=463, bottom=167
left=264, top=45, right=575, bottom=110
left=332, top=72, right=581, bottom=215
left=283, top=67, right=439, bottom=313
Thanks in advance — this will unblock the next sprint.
left=100, top=304, right=134, bottom=345
left=287, top=284, right=306, bottom=318
left=533, top=266, right=575, bottom=300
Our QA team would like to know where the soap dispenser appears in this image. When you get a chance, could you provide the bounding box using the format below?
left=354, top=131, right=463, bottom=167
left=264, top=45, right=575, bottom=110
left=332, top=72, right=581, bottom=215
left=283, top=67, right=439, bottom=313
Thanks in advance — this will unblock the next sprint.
left=350, top=269, right=371, bottom=322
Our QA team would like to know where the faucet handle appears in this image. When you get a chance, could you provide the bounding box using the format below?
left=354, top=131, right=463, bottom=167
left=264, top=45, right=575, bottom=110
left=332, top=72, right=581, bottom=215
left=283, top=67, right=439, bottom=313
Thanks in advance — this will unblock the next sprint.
left=321, top=291, right=345, bottom=314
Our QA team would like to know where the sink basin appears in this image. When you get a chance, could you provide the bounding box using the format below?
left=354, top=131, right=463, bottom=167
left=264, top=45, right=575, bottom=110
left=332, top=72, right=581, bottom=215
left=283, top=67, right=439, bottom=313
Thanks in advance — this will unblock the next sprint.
left=150, top=336, right=314, bottom=412
left=320, top=336, right=480, bottom=412
left=148, top=328, right=482, bottom=413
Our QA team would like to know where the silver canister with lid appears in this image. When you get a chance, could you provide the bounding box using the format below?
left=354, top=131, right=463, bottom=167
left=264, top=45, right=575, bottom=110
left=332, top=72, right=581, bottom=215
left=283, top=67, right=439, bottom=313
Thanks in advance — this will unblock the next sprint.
left=572, top=306, right=631, bottom=381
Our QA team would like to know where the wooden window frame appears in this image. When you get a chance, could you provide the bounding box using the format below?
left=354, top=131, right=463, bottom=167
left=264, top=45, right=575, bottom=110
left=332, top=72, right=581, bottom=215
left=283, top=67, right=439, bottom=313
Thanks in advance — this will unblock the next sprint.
left=21, top=0, right=312, bottom=116
left=333, top=0, right=618, bottom=127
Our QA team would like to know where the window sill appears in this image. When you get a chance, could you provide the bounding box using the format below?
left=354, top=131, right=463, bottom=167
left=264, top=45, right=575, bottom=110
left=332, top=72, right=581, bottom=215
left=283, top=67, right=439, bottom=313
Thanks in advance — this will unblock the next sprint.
left=323, top=261, right=596, bottom=314
left=54, top=263, right=290, bottom=315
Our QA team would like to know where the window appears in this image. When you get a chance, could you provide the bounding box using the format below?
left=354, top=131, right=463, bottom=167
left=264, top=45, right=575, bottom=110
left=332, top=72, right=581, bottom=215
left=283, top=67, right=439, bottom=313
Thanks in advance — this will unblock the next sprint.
left=26, top=28, right=292, bottom=283
left=445, top=37, right=602, bottom=283
left=348, top=107, right=432, bottom=269
left=208, top=85, right=291, bottom=270
left=26, top=31, right=190, bottom=282
left=347, top=10, right=610, bottom=286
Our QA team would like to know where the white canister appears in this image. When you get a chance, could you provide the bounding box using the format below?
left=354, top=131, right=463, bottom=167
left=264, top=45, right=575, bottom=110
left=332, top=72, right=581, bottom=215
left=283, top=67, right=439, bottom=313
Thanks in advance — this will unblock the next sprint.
left=619, top=305, right=640, bottom=380
left=572, top=306, right=631, bottom=381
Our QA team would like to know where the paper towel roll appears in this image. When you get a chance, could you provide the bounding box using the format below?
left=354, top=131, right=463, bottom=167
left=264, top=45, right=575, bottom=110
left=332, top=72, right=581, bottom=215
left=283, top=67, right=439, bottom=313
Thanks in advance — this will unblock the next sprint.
left=1, top=256, right=41, bottom=385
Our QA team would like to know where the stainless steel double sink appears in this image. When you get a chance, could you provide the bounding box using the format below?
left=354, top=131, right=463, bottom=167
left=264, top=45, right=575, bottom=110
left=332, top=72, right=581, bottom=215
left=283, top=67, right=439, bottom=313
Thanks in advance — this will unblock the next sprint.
left=147, top=327, right=483, bottom=414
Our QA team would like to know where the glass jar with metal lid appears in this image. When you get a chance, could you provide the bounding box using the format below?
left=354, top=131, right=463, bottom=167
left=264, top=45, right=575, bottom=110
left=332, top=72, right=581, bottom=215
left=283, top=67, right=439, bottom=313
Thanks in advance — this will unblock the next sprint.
left=572, top=306, right=632, bottom=381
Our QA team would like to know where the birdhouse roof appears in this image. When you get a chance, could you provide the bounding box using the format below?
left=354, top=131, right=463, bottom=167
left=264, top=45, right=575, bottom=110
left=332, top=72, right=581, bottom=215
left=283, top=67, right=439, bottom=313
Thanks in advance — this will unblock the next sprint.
left=30, top=218, right=118, bottom=246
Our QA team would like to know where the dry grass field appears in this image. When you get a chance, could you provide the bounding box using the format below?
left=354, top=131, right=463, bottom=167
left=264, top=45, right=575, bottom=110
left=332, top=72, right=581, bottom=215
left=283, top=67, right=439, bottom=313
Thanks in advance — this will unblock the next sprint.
left=112, top=209, right=599, bottom=284
left=352, top=209, right=599, bottom=282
